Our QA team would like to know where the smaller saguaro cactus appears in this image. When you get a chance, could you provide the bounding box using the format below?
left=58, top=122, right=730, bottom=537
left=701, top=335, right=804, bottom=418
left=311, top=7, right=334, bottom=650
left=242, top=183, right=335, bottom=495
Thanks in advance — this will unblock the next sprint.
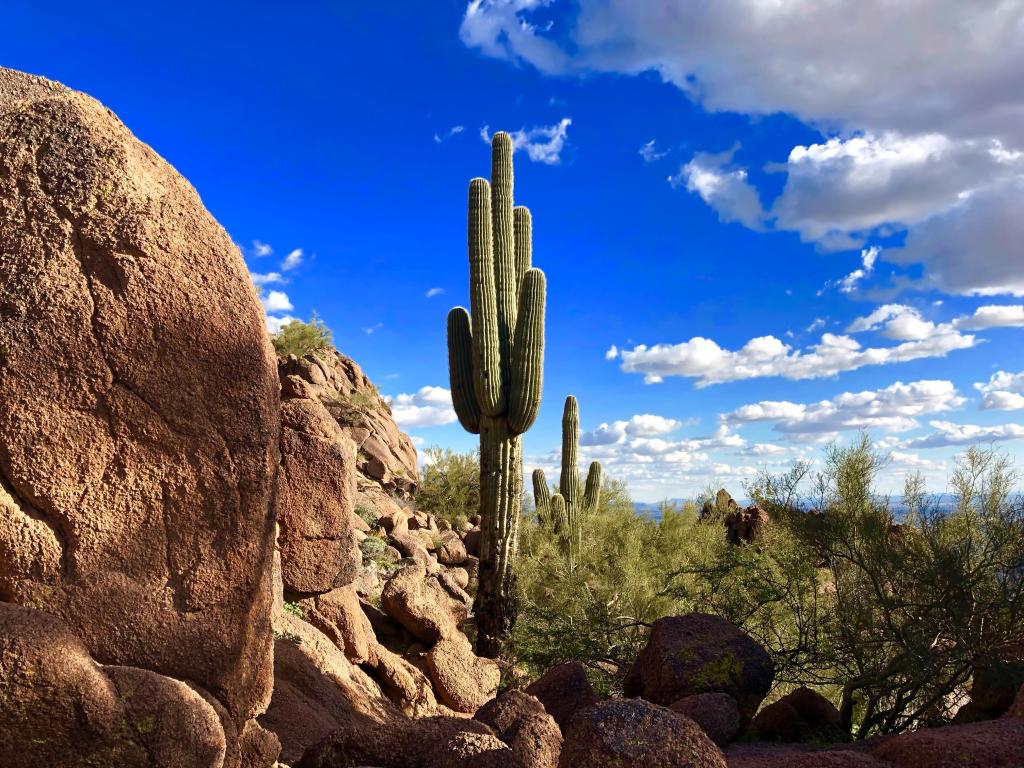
left=533, top=395, right=602, bottom=564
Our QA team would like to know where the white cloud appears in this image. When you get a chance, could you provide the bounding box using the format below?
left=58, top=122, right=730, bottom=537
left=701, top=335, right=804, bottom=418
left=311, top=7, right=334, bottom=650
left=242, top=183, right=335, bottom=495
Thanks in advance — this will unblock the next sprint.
left=481, top=118, right=572, bottom=164
left=605, top=345, right=619, bottom=360
left=261, top=290, right=293, bottom=314
left=363, top=323, right=383, bottom=335
left=461, top=2, right=1024, bottom=297
left=580, top=413, right=683, bottom=446
left=670, top=147, right=766, bottom=230
left=952, top=304, right=1024, bottom=330
left=975, top=370, right=1024, bottom=411
left=281, top=248, right=304, bottom=272
left=266, top=314, right=298, bottom=334
left=742, top=443, right=792, bottom=457
left=250, top=271, right=284, bottom=287
left=460, top=1, right=1024, bottom=147
left=902, top=420, right=1024, bottom=449
left=425, top=287, right=445, bottom=298
left=386, top=386, right=458, bottom=428
left=821, top=246, right=880, bottom=295
left=639, top=139, right=668, bottom=163
left=615, top=327, right=976, bottom=387
left=723, top=380, right=966, bottom=439
left=434, top=125, right=465, bottom=143
left=251, top=240, right=274, bottom=257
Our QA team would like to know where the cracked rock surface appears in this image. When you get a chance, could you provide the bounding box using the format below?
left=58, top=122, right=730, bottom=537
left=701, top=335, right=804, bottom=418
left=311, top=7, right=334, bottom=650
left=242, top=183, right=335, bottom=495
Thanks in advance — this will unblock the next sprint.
left=0, top=66, right=280, bottom=767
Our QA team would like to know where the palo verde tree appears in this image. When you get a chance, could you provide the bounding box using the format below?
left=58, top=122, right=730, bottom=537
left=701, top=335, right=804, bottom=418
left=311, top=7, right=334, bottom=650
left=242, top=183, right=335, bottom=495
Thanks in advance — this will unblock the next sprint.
left=447, top=131, right=546, bottom=658
left=533, top=395, right=601, bottom=566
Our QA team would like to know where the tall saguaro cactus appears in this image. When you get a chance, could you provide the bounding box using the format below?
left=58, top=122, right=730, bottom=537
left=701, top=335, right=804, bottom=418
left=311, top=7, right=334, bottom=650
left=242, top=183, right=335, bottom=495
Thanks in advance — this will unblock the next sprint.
left=534, top=395, right=602, bottom=566
left=448, top=132, right=546, bottom=658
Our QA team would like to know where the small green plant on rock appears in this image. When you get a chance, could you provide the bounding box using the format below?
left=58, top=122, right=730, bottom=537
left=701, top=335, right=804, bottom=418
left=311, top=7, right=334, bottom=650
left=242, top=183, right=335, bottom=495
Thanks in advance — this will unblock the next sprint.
left=271, top=314, right=332, bottom=358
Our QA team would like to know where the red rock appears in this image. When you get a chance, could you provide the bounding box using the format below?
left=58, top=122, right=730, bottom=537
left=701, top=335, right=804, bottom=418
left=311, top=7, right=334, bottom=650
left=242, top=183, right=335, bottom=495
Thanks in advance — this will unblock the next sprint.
left=726, top=744, right=886, bottom=767
left=426, top=634, right=501, bottom=713
left=0, top=67, right=278, bottom=764
left=559, top=698, right=726, bottom=768
left=872, top=718, right=1024, bottom=767
left=624, top=613, right=773, bottom=724
left=381, top=563, right=462, bottom=642
left=748, top=686, right=842, bottom=743
left=671, top=692, right=741, bottom=746
left=1005, top=684, right=1024, bottom=719
left=525, top=661, right=598, bottom=732
left=476, top=689, right=562, bottom=768
left=437, top=531, right=468, bottom=566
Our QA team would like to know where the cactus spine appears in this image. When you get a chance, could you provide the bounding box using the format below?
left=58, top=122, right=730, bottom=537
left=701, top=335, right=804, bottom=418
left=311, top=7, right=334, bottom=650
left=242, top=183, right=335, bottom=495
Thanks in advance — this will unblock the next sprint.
left=533, top=395, right=602, bottom=565
left=447, top=132, right=546, bottom=658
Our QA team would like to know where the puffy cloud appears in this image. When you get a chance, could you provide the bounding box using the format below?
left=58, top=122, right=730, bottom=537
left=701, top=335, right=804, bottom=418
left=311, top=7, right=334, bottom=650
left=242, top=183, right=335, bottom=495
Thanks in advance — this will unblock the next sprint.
left=952, top=304, right=1024, bottom=330
left=250, top=271, right=284, bottom=287
left=670, top=147, right=766, bottom=230
left=460, top=1, right=1024, bottom=146
left=580, top=413, right=683, bottom=446
left=974, top=370, right=1024, bottom=411
left=604, top=345, right=619, bottom=360
left=481, top=118, right=572, bottom=164
left=820, top=246, right=879, bottom=295
left=461, top=1, right=1024, bottom=297
left=281, top=248, right=304, bottom=272
left=386, top=386, right=458, bottom=428
left=614, top=326, right=975, bottom=387
left=261, top=290, right=293, bottom=313
left=252, top=240, right=273, bottom=257
left=902, top=420, right=1024, bottom=449
left=723, top=380, right=966, bottom=439
left=265, top=314, right=298, bottom=334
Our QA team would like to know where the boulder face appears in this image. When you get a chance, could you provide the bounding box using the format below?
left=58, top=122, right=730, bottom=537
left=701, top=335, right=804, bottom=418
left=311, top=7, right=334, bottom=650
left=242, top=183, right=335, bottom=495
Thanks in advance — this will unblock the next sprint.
left=525, top=661, right=598, bottom=732
left=748, top=686, right=843, bottom=743
left=0, top=66, right=279, bottom=761
left=624, top=613, right=774, bottom=725
left=670, top=692, right=741, bottom=746
left=558, top=698, right=726, bottom=768
left=280, top=350, right=418, bottom=497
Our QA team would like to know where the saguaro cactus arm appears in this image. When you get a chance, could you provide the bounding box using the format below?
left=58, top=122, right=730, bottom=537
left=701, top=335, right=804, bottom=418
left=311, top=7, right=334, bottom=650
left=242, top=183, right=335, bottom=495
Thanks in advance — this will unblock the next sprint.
left=447, top=307, right=480, bottom=434
left=583, top=461, right=602, bottom=512
left=550, top=493, right=568, bottom=537
left=533, top=468, right=551, bottom=524
left=468, top=177, right=504, bottom=416
left=560, top=396, right=582, bottom=506
left=508, top=268, right=546, bottom=435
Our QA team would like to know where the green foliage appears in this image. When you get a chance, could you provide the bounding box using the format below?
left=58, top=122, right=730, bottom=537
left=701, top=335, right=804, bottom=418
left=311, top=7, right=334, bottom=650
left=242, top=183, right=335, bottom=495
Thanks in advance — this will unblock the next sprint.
left=514, top=477, right=716, bottom=695
left=355, top=504, right=380, bottom=528
left=335, top=390, right=375, bottom=427
left=283, top=601, right=305, bottom=619
left=359, top=534, right=387, bottom=559
left=669, top=436, right=1024, bottom=738
left=415, top=446, right=481, bottom=528
left=271, top=314, right=332, bottom=358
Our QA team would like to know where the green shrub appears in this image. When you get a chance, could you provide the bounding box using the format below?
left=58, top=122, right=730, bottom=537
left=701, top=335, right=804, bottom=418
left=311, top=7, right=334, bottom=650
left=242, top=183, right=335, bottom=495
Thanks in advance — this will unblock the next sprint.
left=272, top=315, right=332, bottom=358
left=355, top=504, right=379, bottom=528
left=415, top=446, right=480, bottom=528
left=283, top=601, right=304, bottom=619
left=360, top=534, right=387, bottom=559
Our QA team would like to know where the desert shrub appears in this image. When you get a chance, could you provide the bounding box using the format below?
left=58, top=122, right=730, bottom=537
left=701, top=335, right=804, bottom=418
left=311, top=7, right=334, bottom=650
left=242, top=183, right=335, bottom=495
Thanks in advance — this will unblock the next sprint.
left=360, top=533, right=387, bottom=559
left=283, top=601, right=305, bottom=619
left=272, top=315, right=332, bottom=358
left=513, top=478, right=715, bottom=695
left=355, top=503, right=379, bottom=528
left=670, top=436, right=1024, bottom=738
left=415, top=446, right=480, bottom=528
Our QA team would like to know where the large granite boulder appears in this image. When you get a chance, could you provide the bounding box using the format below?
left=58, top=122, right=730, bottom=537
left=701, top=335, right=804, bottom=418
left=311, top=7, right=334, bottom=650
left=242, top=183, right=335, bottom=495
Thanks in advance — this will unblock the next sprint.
left=0, top=67, right=279, bottom=766
left=525, top=661, right=598, bottom=732
left=624, top=613, right=773, bottom=724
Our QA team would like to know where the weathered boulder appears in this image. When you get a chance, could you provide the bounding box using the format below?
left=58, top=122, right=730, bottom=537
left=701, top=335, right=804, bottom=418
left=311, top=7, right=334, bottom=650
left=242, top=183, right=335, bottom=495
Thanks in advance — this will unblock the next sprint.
left=0, top=67, right=278, bottom=764
left=423, top=731, right=518, bottom=768
left=726, top=744, right=887, bottom=768
left=277, top=387, right=359, bottom=596
left=437, top=531, right=468, bottom=566
left=558, top=698, right=726, bottom=768
left=258, top=611, right=397, bottom=765
left=871, top=718, right=1024, bottom=767
left=624, top=614, right=773, bottom=724
left=670, top=692, right=741, bottom=746
left=1006, top=684, right=1024, bottom=719
left=279, top=351, right=418, bottom=496
left=525, top=661, right=598, bottom=732
left=295, top=714, right=497, bottom=768
left=970, top=656, right=1024, bottom=718
left=476, top=689, right=562, bottom=768
left=381, top=563, right=462, bottom=642
left=426, top=634, right=501, bottom=713
left=747, top=686, right=843, bottom=743
left=0, top=602, right=227, bottom=768
left=367, top=644, right=439, bottom=717
left=300, top=586, right=375, bottom=664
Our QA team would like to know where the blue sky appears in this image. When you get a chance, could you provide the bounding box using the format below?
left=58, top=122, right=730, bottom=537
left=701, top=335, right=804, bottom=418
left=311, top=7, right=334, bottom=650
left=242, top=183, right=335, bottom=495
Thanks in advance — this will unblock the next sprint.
left=7, top=1, right=1023, bottom=500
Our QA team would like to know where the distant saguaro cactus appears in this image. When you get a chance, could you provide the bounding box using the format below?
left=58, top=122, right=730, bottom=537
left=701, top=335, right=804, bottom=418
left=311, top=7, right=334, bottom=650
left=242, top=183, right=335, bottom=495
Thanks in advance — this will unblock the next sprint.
left=447, top=131, right=546, bottom=658
left=534, top=395, right=602, bottom=565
